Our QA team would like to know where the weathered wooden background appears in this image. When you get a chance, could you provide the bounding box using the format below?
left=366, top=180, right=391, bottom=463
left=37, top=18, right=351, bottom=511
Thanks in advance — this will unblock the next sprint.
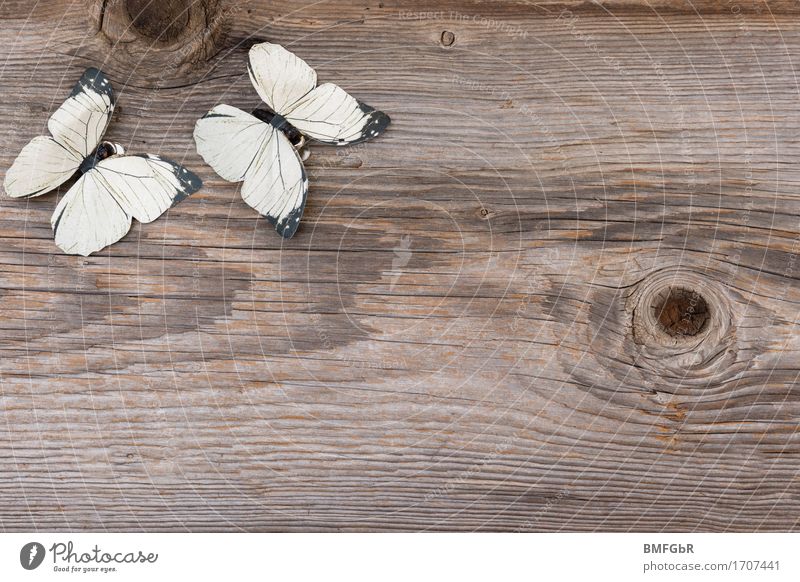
left=1, top=0, right=799, bottom=531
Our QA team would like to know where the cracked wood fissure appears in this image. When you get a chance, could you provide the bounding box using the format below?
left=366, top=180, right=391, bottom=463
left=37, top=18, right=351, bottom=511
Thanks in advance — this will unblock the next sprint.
left=0, top=0, right=799, bottom=531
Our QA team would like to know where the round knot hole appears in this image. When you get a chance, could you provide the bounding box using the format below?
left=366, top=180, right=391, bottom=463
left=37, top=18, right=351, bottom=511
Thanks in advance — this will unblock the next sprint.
left=628, top=268, right=738, bottom=378
left=651, top=287, right=709, bottom=338
left=93, top=0, right=228, bottom=71
left=441, top=31, right=455, bottom=46
left=126, top=0, right=189, bottom=42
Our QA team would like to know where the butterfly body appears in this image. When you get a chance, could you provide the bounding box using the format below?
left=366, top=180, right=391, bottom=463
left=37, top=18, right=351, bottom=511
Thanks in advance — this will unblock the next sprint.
left=195, top=42, right=390, bottom=239
left=78, top=141, right=125, bottom=174
left=251, top=108, right=304, bottom=147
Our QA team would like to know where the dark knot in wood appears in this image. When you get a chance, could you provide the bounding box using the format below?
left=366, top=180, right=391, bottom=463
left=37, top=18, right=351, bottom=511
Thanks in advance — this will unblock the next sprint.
left=126, top=0, right=190, bottom=43
left=652, top=287, right=710, bottom=338
left=92, top=0, right=230, bottom=71
left=629, top=268, right=736, bottom=375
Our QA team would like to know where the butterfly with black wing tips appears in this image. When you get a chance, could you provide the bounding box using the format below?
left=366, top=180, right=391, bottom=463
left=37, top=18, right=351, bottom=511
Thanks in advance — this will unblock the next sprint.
left=193, top=42, right=390, bottom=239
left=3, top=67, right=202, bottom=256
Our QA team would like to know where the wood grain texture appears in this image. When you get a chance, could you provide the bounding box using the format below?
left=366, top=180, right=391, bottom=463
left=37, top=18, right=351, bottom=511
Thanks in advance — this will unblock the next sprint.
left=1, top=0, right=799, bottom=532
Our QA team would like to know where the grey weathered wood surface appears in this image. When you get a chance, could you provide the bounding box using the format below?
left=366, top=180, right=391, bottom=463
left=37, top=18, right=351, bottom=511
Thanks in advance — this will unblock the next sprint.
left=1, top=0, right=799, bottom=531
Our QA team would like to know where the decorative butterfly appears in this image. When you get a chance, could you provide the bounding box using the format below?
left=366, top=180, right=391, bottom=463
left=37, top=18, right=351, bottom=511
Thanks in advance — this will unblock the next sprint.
left=193, top=42, right=390, bottom=239
left=3, top=68, right=202, bottom=256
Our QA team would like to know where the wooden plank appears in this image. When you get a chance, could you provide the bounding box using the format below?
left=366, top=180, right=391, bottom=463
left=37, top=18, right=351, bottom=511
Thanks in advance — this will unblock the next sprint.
left=0, top=0, right=799, bottom=531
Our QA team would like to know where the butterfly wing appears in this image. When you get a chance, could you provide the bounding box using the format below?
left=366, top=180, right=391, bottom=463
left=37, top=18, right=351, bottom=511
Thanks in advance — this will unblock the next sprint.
left=240, top=122, right=307, bottom=239
left=194, top=104, right=308, bottom=238
left=48, top=67, right=114, bottom=159
left=50, top=171, right=132, bottom=256
left=194, top=104, right=273, bottom=181
left=247, top=42, right=316, bottom=113
left=283, top=82, right=390, bottom=146
left=4, top=136, right=82, bottom=198
left=93, top=154, right=201, bottom=223
left=4, top=68, right=114, bottom=199
left=51, top=154, right=201, bottom=256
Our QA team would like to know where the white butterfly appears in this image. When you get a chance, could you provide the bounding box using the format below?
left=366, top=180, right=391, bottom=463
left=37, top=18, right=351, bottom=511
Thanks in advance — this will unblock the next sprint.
left=194, top=42, right=390, bottom=239
left=3, top=68, right=202, bottom=256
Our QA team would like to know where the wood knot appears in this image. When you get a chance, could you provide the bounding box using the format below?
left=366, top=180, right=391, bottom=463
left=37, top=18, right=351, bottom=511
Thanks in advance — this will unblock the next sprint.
left=652, top=287, right=709, bottom=338
left=126, top=0, right=190, bottom=42
left=629, top=268, right=736, bottom=375
left=92, top=0, right=230, bottom=72
left=566, top=265, right=749, bottom=409
left=440, top=31, right=456, bottom=47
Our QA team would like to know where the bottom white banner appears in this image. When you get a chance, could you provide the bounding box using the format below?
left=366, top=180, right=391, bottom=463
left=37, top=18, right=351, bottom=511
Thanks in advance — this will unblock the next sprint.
left=0, top=533, right=795, bottom=581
